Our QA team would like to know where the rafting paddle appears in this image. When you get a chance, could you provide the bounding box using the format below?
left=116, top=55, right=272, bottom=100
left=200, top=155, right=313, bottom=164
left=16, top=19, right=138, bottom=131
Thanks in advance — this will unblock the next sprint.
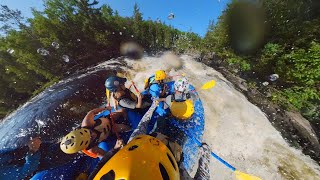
left=131, top=81, right=140, bottom=93
left=189, top=80, right=216, bottom=93
left=106, top=89, right=120, bottom=139
left=201, top=80, right=216, bottom=90
left=170, top=120, right=261, bottom=180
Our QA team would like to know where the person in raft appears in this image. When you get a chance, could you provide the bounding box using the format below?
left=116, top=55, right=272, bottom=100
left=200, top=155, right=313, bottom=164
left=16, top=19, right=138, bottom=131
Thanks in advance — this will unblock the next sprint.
left=88, top=101, right=210, bottom=180
left=60, top=107, right=130, bottom=158
left=0, top=136, right=81, bottom=179
left=142, top=70, right=174, bottom=117
left=104, top=76, right=152, bottom=111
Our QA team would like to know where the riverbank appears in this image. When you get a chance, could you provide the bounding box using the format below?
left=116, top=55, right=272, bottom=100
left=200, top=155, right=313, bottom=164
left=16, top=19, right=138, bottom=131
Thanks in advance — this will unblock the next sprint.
left=192, top=53, right=320, bottom=164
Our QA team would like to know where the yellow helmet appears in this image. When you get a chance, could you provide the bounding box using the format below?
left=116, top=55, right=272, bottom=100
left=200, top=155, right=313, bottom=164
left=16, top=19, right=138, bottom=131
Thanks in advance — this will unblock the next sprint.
left=155, top=70, right=166, bottom=81
left=91, top=135, right=180, bottom=180
left=60, top=128, right=91, bottom=154
left=170, top=99, right=194, bottom=120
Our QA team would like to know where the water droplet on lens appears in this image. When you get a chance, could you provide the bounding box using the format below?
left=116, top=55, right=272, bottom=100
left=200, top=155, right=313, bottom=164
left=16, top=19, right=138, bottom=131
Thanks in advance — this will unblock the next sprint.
left=37, top=48, right=49, bottom=56
left=51, top=42, right=60, bottom=49
left=168, top=13, right=175, bottom=20
left=7, top=48, right=14, bottom=54
left=269, top=74, right=279, bottom=81
left=62, top=55, right=70, bottom=63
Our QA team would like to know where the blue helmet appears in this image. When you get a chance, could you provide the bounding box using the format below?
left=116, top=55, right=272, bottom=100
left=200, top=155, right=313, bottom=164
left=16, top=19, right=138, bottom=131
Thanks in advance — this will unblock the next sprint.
left=105, top=76, right=127, bottom=92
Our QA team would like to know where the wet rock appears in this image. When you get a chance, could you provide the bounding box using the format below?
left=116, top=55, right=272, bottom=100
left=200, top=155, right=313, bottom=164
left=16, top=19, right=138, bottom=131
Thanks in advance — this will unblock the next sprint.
left=285, top=111, right=320, bottom=156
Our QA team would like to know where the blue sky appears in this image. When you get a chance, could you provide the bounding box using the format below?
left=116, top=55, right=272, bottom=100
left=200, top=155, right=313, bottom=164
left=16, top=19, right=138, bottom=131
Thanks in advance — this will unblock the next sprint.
left=0, top=0, right=230, bottom=37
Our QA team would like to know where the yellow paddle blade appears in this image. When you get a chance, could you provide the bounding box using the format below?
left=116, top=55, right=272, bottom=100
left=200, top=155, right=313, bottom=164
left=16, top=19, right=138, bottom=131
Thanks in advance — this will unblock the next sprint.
left=201, top=80, right=216, bottom=90
left=106, top=89, right=110, bottom=104
left=235, top=170, right=262, bottom=180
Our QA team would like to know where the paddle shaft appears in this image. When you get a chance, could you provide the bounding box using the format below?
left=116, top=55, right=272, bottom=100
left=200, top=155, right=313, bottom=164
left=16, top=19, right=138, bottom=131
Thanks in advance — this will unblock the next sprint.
left=108, top=108, right=120, bottom=139
left=131, top=81, right=140, bottom=93
left=170, top=120, right=236, bottom=172
left=106, top=90, right=120, bottom=139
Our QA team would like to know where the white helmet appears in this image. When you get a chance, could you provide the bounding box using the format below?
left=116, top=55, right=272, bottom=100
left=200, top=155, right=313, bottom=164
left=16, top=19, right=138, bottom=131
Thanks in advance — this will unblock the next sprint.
left=174, top=77, right=189, bottom=93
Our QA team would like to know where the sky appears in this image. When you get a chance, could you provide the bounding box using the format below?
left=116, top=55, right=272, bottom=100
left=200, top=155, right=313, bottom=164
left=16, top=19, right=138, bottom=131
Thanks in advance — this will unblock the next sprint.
left=0, top=0, right=231, bottom=37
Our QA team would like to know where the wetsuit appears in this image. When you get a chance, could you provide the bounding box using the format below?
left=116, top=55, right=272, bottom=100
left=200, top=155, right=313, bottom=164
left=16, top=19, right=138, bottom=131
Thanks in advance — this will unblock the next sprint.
left=82, top=118, right=112, bottom=153
left=0, top=142, right=76, bottom=179
left=0, top=149, right=41, bottom=179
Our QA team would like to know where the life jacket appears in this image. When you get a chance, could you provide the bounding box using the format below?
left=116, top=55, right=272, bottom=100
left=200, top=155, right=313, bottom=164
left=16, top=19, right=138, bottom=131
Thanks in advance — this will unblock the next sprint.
left=82, top=118, right=112, bottom=158
left=144, top=75, right=156, bottom=90
left=171, top=92, right=191, bottom=102
left=145, top=75, right=170, bottom=98
left=82, top=149, right=98, bottom=158
left=113, top=88, right=138, bottom=105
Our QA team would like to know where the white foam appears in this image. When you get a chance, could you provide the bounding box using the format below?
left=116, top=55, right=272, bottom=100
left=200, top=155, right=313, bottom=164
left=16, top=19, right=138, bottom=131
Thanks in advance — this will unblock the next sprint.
left=122, top=55, right=320, bottom=179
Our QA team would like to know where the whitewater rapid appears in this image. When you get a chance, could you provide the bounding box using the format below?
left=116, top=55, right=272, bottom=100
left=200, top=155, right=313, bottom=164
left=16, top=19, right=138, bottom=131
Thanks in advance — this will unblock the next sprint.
left=1, top=53, right=319, bottom=179
left=99, top=55, right=320, bottom=180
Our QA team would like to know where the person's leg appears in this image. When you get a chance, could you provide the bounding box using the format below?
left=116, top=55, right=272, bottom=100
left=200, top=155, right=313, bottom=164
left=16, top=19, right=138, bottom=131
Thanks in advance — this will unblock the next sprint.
left=153, top=116, right=166, bottom=134
left=128, top=101, right=158, bottom=141
left=112, top=123, right=131, bottom=133
left=194, top=143, right=211, bottom=180
left=109, top=109, right=131, bottom=133
left=112, top=109, right=129, bottom=124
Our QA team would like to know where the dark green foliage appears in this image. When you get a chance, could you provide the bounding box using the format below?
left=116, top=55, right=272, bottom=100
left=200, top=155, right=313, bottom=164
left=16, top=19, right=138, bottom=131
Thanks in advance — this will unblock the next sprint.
left=0, top=0, right=184, bottom=118
left=276, top=42, right=320, bottom=87
left=202, top=0, right=320, bottom=123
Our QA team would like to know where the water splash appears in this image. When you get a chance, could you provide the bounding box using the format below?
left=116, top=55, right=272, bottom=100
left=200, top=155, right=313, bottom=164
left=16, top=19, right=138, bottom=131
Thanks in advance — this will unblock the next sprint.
left=16, top=128, right=33, bottom=138
left=168, top=13, right=175, bottom=20
left=37, top=48, right=50, bottom=56
left=35, top=119, right=46, bottom=133
left=7, top=48, right=14, bottom=54
left=269, top=74, right=279, bottom=81
left=62, top=55, right=70, bottom=63
left=51, top=42, right=60, bottom=49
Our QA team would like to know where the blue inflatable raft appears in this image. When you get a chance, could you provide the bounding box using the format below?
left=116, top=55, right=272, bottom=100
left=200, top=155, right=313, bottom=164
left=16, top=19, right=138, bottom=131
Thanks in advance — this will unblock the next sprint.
left=32, top=83, right=205, bottom=179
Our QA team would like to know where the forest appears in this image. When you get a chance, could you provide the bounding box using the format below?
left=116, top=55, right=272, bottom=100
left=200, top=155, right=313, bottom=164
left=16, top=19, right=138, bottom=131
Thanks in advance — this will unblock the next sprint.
left=0, top=0, right=200, bottom=118
left=199, top=0, right=319, bottom=127
left=0, top=0, right=319, bottom=129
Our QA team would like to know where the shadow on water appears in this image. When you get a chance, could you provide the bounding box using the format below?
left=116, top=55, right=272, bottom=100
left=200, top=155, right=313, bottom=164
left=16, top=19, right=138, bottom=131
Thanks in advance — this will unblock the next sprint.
left=0, top=67, right=117, bottom=150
